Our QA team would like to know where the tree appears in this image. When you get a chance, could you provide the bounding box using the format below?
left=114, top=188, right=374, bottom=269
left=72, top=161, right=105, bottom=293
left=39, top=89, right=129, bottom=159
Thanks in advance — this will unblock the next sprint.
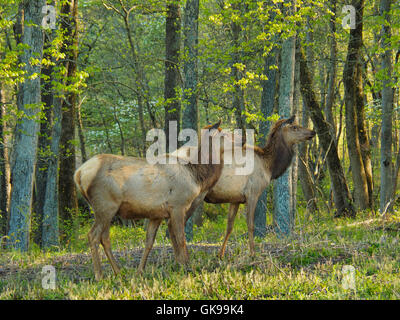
left=254, top=47, right=278, bottom=238
left=379, top=0, right=394, bottom=213
left=164, top=1, right=181, bottom=152
left=59, top=0, right=79, bottom=234
left=274, top=0, right=296, bottom=236
left=7, top=0, right=45, bottom=250
left=182, top=0, right=200, bottom=241
left=299, top=47, right=355, bottom=218
left=0, top=83, right=9, bottom=236
left=343, top=0, right=370, bottom=210
left=33, top=23, right=55, bottom=245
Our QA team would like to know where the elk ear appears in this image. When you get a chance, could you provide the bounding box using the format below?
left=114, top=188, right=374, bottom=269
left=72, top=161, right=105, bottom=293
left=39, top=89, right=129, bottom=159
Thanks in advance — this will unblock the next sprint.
left=284, top=115, right=296, bottom=125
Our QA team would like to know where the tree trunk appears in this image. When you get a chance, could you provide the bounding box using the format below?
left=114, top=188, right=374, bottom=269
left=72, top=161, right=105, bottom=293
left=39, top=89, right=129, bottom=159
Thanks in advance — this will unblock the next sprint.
left=325, top=0, right=337, bottom=137
left=379, top=0, right=394, bottom=213
left=33, top=28, right=54, bottom=246
left=7, top=0, right=45, bottom=250
left=182, top=0, right=200, bottom=241
left=164, top=1, right=181, bottom=152
left=42, top=97, right=62, bottom=248
left=298, top=18, right=318, bottom=215
left=343, top=0, right=369, bottom=210
left=231, top=20, right=246, bottom=133
left=355, top=59, right=373, bottom=207
left=76, top=97, right=87, bottom=163
left=254, top=47, right=278, bottom=238
left=274, top=13, right=296, bottom=236
left=299, top=47, right=355, bottom=218
left=0, top=84, right=9, bottom=236
left=59, top=0, right=79, bottom=233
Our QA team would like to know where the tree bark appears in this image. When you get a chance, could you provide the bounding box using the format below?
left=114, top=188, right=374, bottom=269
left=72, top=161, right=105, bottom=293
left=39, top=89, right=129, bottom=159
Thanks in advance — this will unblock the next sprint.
left=0, top=84, right=9, bottom=236
left=164, top=1, right=181, bottom=152
left=274, top=18, right=296, bottom=236
left=254, top=47, right=278, bottom=238
left=182, top=0, right=200, bottom=241
left=355, top=59, right=373, bottom=207
left=7, top=0, right=45, bottom=250
left=59, top=0, right=79, bottom=235
left=325, top=0, right=337, bottom=137
left=42, top=97, right=62, bottom=249
left=33, top=28, right=55, bottom=245
left=299, top=47, right=355, bottom=217
left=379, top=0, right=394, bottom=213
left=76, top=97, right=87, bottom=163
left=343, top=0, right=369, bottom=210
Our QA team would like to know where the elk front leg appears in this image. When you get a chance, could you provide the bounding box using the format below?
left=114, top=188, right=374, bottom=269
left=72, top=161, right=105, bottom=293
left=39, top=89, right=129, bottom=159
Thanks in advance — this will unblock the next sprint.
left=219, top=203, right=240, bottom=259
left=168, top=210, right=189, bottom=264
left=138, top=218, right=162, bottom=273
left=246, top=200, right=257, bottom=257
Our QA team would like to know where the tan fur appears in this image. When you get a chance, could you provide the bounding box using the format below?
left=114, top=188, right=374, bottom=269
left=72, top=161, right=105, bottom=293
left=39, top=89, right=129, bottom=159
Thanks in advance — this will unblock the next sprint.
left=206, top=116, right=316, bottom=258
left=74, top=122, right=229, bottom=280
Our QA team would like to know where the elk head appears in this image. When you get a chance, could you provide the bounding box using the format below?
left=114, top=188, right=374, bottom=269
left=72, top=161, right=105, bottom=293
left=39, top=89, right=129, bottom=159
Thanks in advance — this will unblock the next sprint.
left=279, top=115, right=316, bottom=146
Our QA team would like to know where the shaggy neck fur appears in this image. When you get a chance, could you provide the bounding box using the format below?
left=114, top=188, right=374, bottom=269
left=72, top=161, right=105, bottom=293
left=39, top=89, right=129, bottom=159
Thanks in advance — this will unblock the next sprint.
left=185, top=141, right=224, bottom=192
left=256, top=120, right=295, bottom=180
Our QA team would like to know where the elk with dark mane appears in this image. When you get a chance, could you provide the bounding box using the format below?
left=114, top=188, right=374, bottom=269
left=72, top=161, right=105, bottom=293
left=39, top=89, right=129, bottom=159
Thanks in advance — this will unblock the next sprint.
left=174, top=116, right=316, bottom=257
left=206, top=115, right=316, bottom=257
left=74, top=121, right=233, bottom=280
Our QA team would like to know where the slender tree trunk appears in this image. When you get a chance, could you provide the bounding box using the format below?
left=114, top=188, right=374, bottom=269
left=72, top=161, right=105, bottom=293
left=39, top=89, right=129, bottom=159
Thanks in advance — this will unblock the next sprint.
left=0, top=84, right=9, bottom=236
left=299, top=47, right=355, bottom=217
left=379, top=0, right=394, bottom=213
left=164, top=1, right=181, bottom=152
left=33, top=28, right=54, bottom=246
left=42, top=97, right=62, bottom=248
left=182, top=0, right=200, bottom=241
left=59, top=0, right=79, bottom=233
left=355, top=59, right=373, bottom=207
left=254, top=47, right=278, bottom=238
left=231, top=20, right=246, bottom=132
left=76, top=97, right=87, bottom=163
left=274, top=10, right=296, bottom=236
left=7, top=0, right=45, bottom=250
left=343, top=0, right=369, bottom=210
left=298, top=18, right=318, bottom=215
left=325, top=0, right=337, bottom=137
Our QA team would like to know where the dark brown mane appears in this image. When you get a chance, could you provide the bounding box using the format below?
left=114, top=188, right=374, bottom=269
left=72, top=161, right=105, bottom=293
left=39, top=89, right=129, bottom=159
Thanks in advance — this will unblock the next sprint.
left=184, top=124, right=224, bottom=191
left=255, top=119, right=295, bottom=180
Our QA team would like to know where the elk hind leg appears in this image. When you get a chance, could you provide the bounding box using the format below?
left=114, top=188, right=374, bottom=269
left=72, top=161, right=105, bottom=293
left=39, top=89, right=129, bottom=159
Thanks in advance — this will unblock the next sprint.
left=138, top=218, right=162, bottom=273
left=88, top=220, right=105, bottom=281
left=100, top=224, right=120, bottom=276
left=219, top=203, right=240, bottom=259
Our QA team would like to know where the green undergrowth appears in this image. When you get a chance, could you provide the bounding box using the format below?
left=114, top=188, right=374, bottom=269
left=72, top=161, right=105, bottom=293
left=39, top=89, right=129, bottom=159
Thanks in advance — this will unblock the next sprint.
left=1, top=208, right=400, bottom=300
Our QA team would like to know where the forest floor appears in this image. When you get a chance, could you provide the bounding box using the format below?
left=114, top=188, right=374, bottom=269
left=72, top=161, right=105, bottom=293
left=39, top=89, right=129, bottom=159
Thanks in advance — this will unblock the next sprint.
left=1, top=208, right=400, bottom=299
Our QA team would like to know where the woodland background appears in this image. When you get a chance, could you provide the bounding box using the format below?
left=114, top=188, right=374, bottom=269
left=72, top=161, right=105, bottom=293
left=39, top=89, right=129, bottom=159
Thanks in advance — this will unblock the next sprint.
left=0, top=0, right=399, bottom=299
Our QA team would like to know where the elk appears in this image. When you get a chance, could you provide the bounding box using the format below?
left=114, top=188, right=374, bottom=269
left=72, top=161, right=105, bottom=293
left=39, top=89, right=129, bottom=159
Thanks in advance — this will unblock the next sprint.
left=174, top=116, right=316, bottom=258
left=74, top=121, right=234, bottom=280
left=208, top=116, right=316, bottom=257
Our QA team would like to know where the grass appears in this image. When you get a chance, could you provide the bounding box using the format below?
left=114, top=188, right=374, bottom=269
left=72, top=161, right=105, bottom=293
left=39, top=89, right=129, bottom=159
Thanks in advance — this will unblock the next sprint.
left=1, top=206, right=400, bottom=300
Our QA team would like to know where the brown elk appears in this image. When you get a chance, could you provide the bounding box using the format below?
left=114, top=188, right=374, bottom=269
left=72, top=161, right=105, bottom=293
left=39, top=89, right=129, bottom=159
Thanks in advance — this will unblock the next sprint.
left=74, top=121, right=235, bottom=280
left=174, top=115, right=316, bottom=258
left=207, top=115, right=316, bottom=257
